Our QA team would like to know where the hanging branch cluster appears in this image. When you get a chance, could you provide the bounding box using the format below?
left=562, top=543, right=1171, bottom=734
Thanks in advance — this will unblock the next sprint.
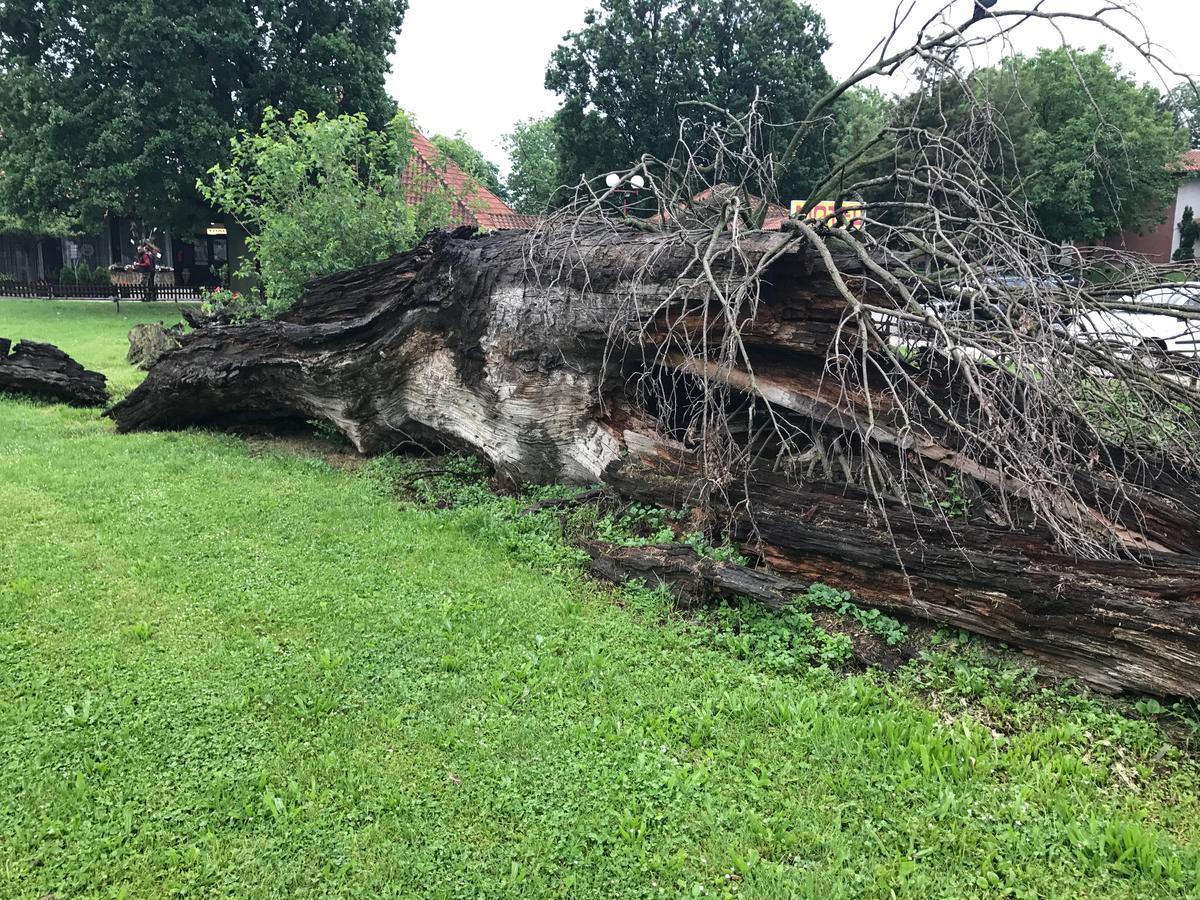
left=531, top=0, right=1200, bottom=561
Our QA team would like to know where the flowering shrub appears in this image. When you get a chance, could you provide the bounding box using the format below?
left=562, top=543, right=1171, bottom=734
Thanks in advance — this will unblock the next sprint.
left=201, top=286, right=268, bottom=322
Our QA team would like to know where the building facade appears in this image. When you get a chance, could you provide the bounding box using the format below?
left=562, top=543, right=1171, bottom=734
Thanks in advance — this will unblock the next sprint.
left=1104, top=151, right=1200, bottom=262
left=0, top=215, right=241, bottom=287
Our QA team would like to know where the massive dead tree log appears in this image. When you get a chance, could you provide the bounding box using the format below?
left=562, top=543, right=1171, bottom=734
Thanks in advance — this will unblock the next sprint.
left=0, top=338, right=108, bottom=406
left=107, top=226, right=1200, bottom=696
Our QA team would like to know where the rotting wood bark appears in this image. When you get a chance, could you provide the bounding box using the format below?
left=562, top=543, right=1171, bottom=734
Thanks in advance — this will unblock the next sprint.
left=106, top=226, right=1200, bottom=696
left=604, top=433, right=1200, bottom=697
left=0, top=338, right=108, bottom=407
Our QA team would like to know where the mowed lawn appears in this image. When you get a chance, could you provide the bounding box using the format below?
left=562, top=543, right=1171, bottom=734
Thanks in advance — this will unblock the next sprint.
left=1, top=300, right=1199, bottom=899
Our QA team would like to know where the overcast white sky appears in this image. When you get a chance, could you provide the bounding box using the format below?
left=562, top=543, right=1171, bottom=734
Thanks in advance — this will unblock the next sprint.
left=388, top=1, right=1199, bottom=174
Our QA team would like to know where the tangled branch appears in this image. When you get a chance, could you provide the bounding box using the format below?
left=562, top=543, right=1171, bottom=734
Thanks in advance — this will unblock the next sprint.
left=530, top=0, right=1200, bottom=561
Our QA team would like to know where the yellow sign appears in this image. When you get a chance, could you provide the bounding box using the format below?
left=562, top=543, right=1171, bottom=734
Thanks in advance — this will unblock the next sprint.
left=206, top=224, right=228, bottom=236
left=790, top=200, right=865, bottom=230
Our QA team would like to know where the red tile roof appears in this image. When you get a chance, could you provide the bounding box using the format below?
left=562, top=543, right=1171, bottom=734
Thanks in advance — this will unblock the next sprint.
left=404, top=132, right=539, bottom=231
left=1182, top=150, right=1200, bottom=174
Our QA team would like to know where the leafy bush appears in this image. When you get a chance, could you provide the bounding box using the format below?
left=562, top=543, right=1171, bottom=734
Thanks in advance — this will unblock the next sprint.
left=199, top=108, right=451, bottom=318
left=202, top=286, right=266, bottom=322
left=57, top=262, right=111, bottom=286
left=701, top=598, right=856, bottom=672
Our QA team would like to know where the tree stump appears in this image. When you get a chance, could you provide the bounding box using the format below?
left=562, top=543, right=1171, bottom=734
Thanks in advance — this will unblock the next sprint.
left=127, top=323, right=184, bottom=370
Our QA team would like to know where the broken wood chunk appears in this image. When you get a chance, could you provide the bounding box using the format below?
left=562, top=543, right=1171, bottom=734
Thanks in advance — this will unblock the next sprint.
left=0, top=338, right=108, bottom=407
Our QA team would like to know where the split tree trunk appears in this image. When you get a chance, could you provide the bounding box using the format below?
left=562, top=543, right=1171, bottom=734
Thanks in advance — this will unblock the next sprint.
left=1, top=338, right=108, bottom=407
left=108, top=226, right=1200, bottom=696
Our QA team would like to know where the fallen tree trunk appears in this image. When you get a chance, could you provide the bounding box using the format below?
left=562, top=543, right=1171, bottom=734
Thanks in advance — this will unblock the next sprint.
left=604, top=433, right=1200, bottom=697
left=1, top=338, right=108, bottom=406
left=107, top=226, right=1200, bottom=696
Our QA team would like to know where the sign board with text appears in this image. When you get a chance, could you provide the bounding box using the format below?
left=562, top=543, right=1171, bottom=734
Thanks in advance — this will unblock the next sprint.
left=790, top=200, right=866, bottom=230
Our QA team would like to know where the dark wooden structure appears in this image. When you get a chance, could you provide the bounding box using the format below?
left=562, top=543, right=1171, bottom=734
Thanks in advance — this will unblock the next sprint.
left=1, top=281, right=204, bottom=303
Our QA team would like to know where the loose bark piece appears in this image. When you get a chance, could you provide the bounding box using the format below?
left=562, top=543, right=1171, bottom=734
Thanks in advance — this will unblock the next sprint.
left=0, top=338, right=108, bottom=407
left=521, top=488, right=609, bottom=517
left=584, top=540, right=801, bottom=610
left=106, top=227, right=1200, bottom=696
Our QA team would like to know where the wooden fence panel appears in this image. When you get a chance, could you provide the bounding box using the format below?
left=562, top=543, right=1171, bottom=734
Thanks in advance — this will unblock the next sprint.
left=0, top=281, right=205, bottom=302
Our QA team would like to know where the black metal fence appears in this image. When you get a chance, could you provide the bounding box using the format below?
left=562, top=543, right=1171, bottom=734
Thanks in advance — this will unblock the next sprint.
left=0, top=281, right=204, bottom=302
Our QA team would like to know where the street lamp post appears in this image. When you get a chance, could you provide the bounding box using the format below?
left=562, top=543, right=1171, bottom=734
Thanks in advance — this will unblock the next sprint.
left=605, top=172, right=646, bottom=217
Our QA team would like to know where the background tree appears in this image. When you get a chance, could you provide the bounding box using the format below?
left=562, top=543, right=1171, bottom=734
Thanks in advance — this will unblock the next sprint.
left=430, top=132, right=507, bottom=199
left=0, top=0, right=408, bottom=235
left=1018, top=49, right=1184, bottom=243
left=1169, top=83, right=1200, bottom=149
left=546, top=0, right=833, bottom=202
left=503, top=117, right=562, bottom=214
left=872, top=48, right=1184, bottom=244
left=199, top=109, right=448, bottom=315
left=826, top=87, right=892, bottom=172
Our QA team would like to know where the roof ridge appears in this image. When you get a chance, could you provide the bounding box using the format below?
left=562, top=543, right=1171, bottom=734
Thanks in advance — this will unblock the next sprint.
left=406, top=131, right=534, bottom=229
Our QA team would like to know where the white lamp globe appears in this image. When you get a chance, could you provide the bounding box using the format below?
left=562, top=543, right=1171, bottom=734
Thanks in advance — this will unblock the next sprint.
left=605, top=173, right=622, bottom=189
left=630, top=175, right=646, bottom=189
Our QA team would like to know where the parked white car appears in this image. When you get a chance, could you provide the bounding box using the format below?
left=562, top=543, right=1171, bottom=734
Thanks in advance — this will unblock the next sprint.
left=1071, top=283, right=1200, bottom=369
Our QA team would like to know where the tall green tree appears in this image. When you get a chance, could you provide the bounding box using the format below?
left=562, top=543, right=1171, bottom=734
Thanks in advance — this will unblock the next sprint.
left=1176, top=207, right=1198, bottom=262
left=0, top=0, right=407, bottom=234
left=1169, top=83, right=1200, bottom=149
left=1017, top=49, right=1185, bottom=243
left=873, top=49, right=1185, bottom=244
left=430, top=132, right=507, bottom=200
left=503, top=117, right=562, bottom=214
left=546, top=0, right=833, bottom=201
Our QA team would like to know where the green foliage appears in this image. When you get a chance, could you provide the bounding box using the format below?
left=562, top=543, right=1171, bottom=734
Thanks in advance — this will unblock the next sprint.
left=1169, top=83, right=1200, bottom=150
left=4, top=300, right=1200, bottom=898
left=0, top=0, right=408, bottom=233
left=701, top=597, right=856, bottom=672
left=430, top=131, right=507, bottom=199
left=59, top=261, right=105, bottom=286
left=546, top=0, right=834, bottom=201
left=802, top=584, right=908, bottom=647
left=885, top=48, right=1186, bottom=243
left=503, top=117, right=563, bottom=214
left=202, top=286, right=265, bottom=322
left=1018, top=49, right=1185, bottom=242
left=1176, top=206, right=1199, bottom=262
left=592, top=502, right=748, bottom=564
left=594, top=502, right=679, bottom=546
left=199, top=108, right=449, bottom=315
left=937, top=474, right=970, bottom=519
left=828, top=86, right=892, bottom=168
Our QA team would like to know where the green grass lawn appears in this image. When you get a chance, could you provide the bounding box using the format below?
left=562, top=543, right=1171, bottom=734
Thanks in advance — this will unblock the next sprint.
left=2, top=300, right=1199, bottom=899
